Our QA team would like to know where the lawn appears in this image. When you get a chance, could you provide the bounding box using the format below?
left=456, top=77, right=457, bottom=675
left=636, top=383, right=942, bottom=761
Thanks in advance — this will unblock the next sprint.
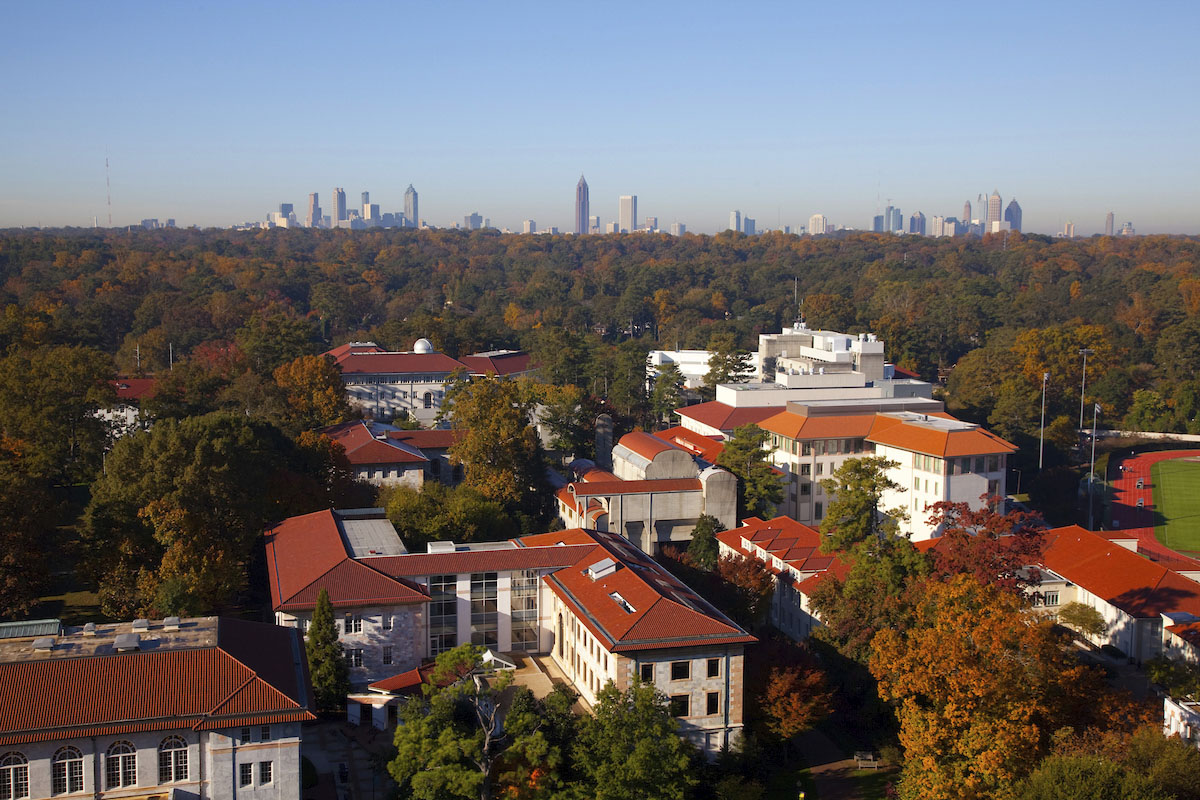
left=1152, top=458, right=1200, bottom=554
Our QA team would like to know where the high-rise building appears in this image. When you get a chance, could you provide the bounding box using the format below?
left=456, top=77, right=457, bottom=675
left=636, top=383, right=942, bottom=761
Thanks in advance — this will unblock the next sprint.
left=575, top=175, right=589, bottom=235
left=808, top=214, right=828, bottom=235
left=1105, top=212, right=1115, bottom=236
left=1119, top=221, right=1136, bottom=236
left=306, top=193, right=321, bottom=228
left=619, top=196, right=637, bottom=233
left=1004, top=199, right=1022, bottom=232
left=872, top=215, right=885, bottom=233
left=729, top=210, right=741, bottom=233
left=404, top=185, right=418, bottom=228
left=890, top=208, right=903, bottom=233
left=743, top=218, right=756, bottom=235
left=605, top=221, right=619, bottom=234
left=986, top=190, right=1002, bottom=227
left=963, top=200, right=972, bottom=223
left=279, top=203, right=294, bottom=216
left=644, top=216, right=658, bottom=232
left=670, top=222, right=686, bottom=236
left=1063, top=221, right=1075, bottom=238
left=930, top=215, right=945, bottom=237
left=334, top=188, right=347, bottom=222
left=589, top=215, right=600, bottom=233
left=361, top=191, right=369, bottom=207
left=465, top=212, right=483, bottom=230
left=909, top=211, right=926, bottom=235
left=523, top=219, right=536, bottom=234
left=884, top=204, right=894, bottom=232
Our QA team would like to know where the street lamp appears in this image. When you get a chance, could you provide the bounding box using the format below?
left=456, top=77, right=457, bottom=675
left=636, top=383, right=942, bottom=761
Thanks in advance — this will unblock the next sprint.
left=1039, top=372, right=1049, bottom=469
left=1078, top=348, right=1095, bottom=429
left=1088, top=403, right=1101, bottom=530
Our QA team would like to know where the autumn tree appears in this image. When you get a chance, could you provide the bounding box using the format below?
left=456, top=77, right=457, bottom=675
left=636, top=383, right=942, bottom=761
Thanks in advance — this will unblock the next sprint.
left=760, top=662, right=833, bottom=742
left=234, top=312, right=315, bottom=374
left=1013, top=755, right=1170, bottom=800
left=536, top=382, right=594, bottom=459
left=923, top=500, right=1047, bottom=594
left=572, top=681, right=696, bottom=800
left=686, top=514, right=723, bottom=571
left=1056, top=602, right=1108, bottom=639
left=306, top=588, right=349, bottom=713
left=716, top=424, right=783, bottom=519
left=0, top=437, right=54, bottom=616
left=715, top=554, right=776, bottom=627
left=273, top=353, right=350, bottom=432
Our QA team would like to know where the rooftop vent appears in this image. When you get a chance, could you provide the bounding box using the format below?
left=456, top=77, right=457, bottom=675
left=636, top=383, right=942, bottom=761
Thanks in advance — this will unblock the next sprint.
left=163, top=617, right=181, bottom=631
left=114, top=633, right=140, bottom=652
left=82, top=622, right=97, bottom=637
left=428, top=541, right=457, bottom=554
left=131, top=618, right=150, bottom=632
left=32, top=636, right=55, bottom=652
left=609, top=592, right=636, bottom=614
left=586, top=558, right=618, bottom=580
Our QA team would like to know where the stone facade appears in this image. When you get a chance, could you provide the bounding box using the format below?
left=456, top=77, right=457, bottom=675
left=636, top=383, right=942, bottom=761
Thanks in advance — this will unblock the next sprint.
left=276, top=605, right=424, bottom=688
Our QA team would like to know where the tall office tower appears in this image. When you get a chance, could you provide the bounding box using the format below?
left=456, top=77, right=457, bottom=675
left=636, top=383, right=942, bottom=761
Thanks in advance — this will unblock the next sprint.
left=890, top=208, right=903, bottom=232
left=670, top=222, right=686, bottom=236
left=605, top=221, right=619, bottom=234
left=1063, top=221, right=1075, bottom=238
left=986, top=190, right=1002, bottom=227
left=465, top=212, right=483, bottom=230
left=743, top=217, right=756, bottom=235
left=1105, top=212, right=1115, bottom=236
left=930, top=215, right=945, bottom=237
left=872, top=215, right=885, bottom=233
left=523, top=219, right=536, bottom=234
left=333, top=188, right=347, bottom=222
left=644, top=216, right=658, bottom=231
left=729, top=210, right=741, bottom=232
left=1120, top=221, right=1136, bottom=236
left=808, top=214, right=828, bottom=235
left=279, top=203, right=294, bottom=216
left=963, top=200, right=972, bottom=223
left=366, top=204, right=380, bottom=223
left=909, top=211, right=926, bottom=235
left=589, top=215, right=600, bottom=233
left=575, top=175, right=589, bottom=234
left=361, top=191, right=369, bottom=207
left=1004, top=199, right=1022, bottom=232
left=884, top=204, right=893, bottom=231
left=306, top=193, right=321, bottom=228
left=404, top=185, right=418, bottom=228
left=619, top=195, right=637, bottom=233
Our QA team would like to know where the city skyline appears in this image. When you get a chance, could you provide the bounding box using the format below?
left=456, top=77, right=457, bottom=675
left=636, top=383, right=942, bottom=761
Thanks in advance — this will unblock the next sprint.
left=1, top=2, right=1198, bottom=234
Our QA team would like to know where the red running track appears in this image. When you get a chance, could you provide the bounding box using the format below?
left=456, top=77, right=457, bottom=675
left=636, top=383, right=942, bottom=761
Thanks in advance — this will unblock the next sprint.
left=1107, top=449, right=1200, bottom=561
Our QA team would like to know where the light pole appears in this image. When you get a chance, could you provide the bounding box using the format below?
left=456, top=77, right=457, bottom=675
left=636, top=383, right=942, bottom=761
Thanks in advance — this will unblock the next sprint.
left=1039, top=371, right=1049, bottom=469
left=1078, top=348, right=1095, bottom=429
left=1088, top=403, right=1101, bottom=530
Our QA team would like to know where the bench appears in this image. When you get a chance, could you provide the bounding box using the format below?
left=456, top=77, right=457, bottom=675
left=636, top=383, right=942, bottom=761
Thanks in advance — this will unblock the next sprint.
left=855, top=751, right=881, bottom=769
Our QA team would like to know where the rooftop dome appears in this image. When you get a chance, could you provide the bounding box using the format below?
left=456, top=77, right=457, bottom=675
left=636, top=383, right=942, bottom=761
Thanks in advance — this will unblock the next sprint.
left=413, top=338, right=434, bottom=354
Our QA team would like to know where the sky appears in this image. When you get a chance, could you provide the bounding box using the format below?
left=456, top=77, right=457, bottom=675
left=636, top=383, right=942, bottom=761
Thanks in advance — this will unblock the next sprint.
left=2, top=1, right=1199, bottom=235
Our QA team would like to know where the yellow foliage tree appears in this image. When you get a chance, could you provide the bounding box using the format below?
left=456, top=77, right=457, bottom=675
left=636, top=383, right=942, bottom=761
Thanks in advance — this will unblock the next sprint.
left=273, top=354, right=349, bottom=432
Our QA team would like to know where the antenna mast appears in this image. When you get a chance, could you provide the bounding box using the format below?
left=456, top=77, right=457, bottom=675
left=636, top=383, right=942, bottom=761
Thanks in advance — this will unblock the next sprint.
left=105, top=154, right=112, bottom=227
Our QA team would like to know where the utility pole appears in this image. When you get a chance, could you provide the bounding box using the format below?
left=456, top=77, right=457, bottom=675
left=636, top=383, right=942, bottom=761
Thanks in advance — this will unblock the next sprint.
left=1078, top=348, right=1095, bottom=428
left=1038, top=372, right=1048, bottom=469
left=1088, top=403, right=1101, bottom=530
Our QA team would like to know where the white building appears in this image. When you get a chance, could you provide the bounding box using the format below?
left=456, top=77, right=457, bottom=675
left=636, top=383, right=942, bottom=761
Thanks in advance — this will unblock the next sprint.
left=619, top=196, right=637, bottom=233
left=0, top=616, right=313, bottom=800
left=808, top=214, right=829, bottom=235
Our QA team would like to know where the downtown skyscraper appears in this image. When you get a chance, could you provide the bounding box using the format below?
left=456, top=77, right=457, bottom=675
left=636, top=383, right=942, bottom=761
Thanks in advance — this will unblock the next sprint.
left=619, top=195, right=637, bottom=233
left=404, top=185, right=418, bottom=228
left=1106, top=211, right=1115, bottom=236
left=1004, top=199, right=1022, bottom=232
left=575, top=175, right=589, bottom=235
left=986, top=190, right=1002, bottom=227
left=306, top=193, right=321, bottom=228
left=333, top=188, right=347, bottom=223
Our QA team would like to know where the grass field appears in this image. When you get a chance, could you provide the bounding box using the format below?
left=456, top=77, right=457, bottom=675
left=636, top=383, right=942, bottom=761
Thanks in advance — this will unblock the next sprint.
left=1152, top=458, right=1200, bottom=554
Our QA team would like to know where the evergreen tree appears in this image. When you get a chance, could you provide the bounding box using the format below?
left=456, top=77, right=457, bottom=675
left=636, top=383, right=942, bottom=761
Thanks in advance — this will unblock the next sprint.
left=686, top=514, right=722, bottom=571
left=702, top=333, right=752, bottom=400
left=306, top=588, right=349, bottom=714
left=818, top=456, right=906, bottom=553
left=716, top=424, right=782, bottom=519
left=649, top=363, right=686, bottom=425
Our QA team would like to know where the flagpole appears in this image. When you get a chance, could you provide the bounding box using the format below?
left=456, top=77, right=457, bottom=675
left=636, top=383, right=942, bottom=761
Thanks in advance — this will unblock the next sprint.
left=1088, top=403, right=1100, bottom=530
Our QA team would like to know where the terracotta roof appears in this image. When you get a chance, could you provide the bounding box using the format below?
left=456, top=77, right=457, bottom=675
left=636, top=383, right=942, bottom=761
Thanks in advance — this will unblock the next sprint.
left=716, top=517, right=835, bottom=577
left=518, top=529, right=755, bottom=652
left=616, top=431, right=681, bottom=461
left=385, top=429, right=464, bottom=450
left=324, top=422, right=427, bottom=466
left=569, top=478, right=702, bottom=497
left=264, top=510, right=428, bottom=611
left=112, top=377, right=157, bottom=402
left=0, top=617, right=313, bottom=746
left=334, top=351, right=467, bottom=375
left=1040, top=526, right=1200, bottom=619
left=324, top=342, right=388, bottom=362
left=458, top=351, right=533, bottom=376
left=1167, top=621, right=1200, bottom=649
left=675, top=402, right=779, bottom=433
left=365, top=545, right=595, bottom=578
left=758, top=411, right=878, bottom=440
left=653, top=427, right=725, bottom=462
left=556, top=486, right=581, bottom=515
left=866, top=414, right=1015, bottom=457
left=368, top=659, right=474, bottom=695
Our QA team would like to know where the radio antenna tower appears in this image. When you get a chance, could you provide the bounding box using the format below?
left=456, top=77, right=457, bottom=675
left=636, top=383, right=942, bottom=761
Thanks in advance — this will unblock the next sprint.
left=105, top=154, right=112, bottom=227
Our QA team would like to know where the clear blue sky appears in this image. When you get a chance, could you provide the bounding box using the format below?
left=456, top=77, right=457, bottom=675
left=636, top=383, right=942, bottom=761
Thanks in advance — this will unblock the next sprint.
left=2, top=0, right=1198, bottom=235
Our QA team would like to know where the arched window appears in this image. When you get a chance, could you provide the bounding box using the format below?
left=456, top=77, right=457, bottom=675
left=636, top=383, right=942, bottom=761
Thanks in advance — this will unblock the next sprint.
left=52, top=747, right=83, bottom=795
left=105, top=742, right=136, bottom=789
left=423, top=391, right=433, bottom=409
left=0, top=752, right=28, bottom=800
left=157, top=737, right=188, bottom=784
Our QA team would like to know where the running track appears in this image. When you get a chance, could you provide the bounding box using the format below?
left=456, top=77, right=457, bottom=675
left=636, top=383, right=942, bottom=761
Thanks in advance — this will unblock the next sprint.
left=1107, top=449, right=1200, bottom=561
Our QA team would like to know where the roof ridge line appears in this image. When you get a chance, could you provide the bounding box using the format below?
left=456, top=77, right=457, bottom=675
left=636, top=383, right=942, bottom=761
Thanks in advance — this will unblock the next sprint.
left=198, top=663, right=259, bottom=729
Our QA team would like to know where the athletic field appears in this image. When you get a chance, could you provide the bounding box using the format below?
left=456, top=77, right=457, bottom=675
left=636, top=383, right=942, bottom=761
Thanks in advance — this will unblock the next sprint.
left=1152, top=458, right=1200, bottom=554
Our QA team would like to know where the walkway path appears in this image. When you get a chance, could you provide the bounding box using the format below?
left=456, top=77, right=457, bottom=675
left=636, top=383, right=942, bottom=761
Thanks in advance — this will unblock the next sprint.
left=1108, top=449, right=1200, bottom=560
left=795, top=727, right=891, bottom=800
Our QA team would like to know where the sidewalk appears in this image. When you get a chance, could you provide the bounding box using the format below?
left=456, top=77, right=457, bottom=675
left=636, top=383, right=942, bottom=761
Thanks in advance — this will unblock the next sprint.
left=795, top=727, right=887, bottom=800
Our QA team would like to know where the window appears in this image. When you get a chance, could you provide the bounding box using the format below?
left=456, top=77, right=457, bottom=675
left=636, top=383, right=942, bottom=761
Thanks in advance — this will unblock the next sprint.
left=260, top=725, right=271, bottom=742
left=815, top=462, right=824, bottom=476
left=105, top=742, right=136, bottom=790
left=988, top=455, right=999, bottom=472
left=801, top=442, right=811, bottom=456
left=707, top=658, right=720, bottom=678
left=814, top=502, right=823, bottom=520
left=429, top=574, right=458, bottom=656
left=423, top=391, right=433, bottom=409
left=239, top=764, right=253, bottom=788
left=470, top=572, right=499, bottom=647
left=344, top=613, right=363, bottom=634
left=913, top=477, right=920, bottom=491
left=511, top=569, right=540, bottom=652
left=707, top=692, right=720, bottom=715
left=671, top=661, right=690, bottom=681
left=799, top=482, right=811, bottom=496
left=259, top=762, right=273, bottom=785
left=347, top=648, right=364, bottom=667
left=0, top=752, right=28, bottom=800
left=158, top=736, right=188, bottom=784
left=640, top=663, right=654, bottom=682
left=240, top=727, right=252, bottom=744
left=975, top=456, right=985, bottom=473
left=52, top=747, right=83, bottom=795
left=669, top=695, right=690, bottom=717
left=382, top=614, right=392, bottom=631
left=1038, top=591, right=1061, bottom=607
left=800, top=464, right=811, bottom=477
left=301, top=618, right=310, bottom=634
left=383, top=645, right=393, bottom=665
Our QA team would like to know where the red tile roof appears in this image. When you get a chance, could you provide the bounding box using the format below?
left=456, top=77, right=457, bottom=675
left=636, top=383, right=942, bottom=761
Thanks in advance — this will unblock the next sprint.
left=1040, top=526, right=1200, bottom=619
left=675, top=402, right=779, bottom=433
left=323, top=421, right=427, bottom=466
left=458, top=351, right=533, bottom=376
left=334, top=351, right=467, bottom=375
left=0, top=617, right=313, bottom=746
left=867, top=414, right=1015, bottom=457
left=716, top=517, right=837, bottom=578
left=518, top=529, right=755, bottom=652
left=264, top=510, right=428, bottom=611
left=325, top=342, right=389, bottom=362
left=758, top=411, right=878, bottom=440
left=365, top=545, right=595, bottom=578
left=569, top=478, right=702, bottom=497
left=616, top=431, right=681, bottom=461
left=112, top=377, right=157, bottom=402
left=653, top=427, right=725, bottom=462
left=1167, top=621, right=1200, bottom=649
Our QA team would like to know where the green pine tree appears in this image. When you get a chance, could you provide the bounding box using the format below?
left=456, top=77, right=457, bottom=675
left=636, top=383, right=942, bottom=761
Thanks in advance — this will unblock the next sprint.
left=306, top=588, right=350, bottom=713
left=686, top=514, right=722, bottom=570
left=716, top=424, right=783, bottom=520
